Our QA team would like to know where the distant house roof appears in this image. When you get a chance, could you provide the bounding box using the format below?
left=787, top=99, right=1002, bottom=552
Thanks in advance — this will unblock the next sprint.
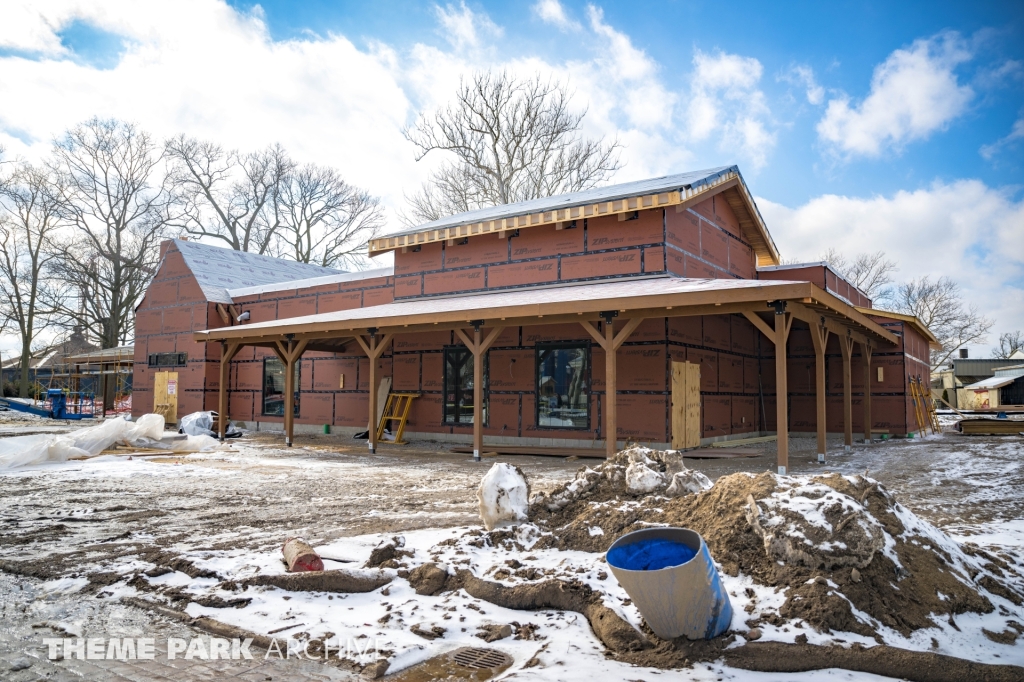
left=948, top=358, right=1016, bottom=379
left=964, top=376, right=1017, bottom=391
left=172, top=239, right=344, bottom=303
left=369, top=166, right=781, bottom=266
left=227, top=266, right=395, bottom=299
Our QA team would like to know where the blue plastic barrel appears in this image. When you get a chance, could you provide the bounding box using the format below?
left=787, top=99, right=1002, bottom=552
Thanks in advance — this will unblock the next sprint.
left=606, top=527, right=733, bottom=640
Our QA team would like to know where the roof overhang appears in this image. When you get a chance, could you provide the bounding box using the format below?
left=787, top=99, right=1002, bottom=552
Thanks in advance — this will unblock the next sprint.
left=195, top=277, right=896, bottom=354
left=964, top=376, right=1015, bottom=391
left=368, top=168, right=781, bottom=267
left=854, top=307, right=941, bottom=350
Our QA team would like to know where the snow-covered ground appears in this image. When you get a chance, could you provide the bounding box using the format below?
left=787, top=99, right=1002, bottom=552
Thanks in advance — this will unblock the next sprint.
left=2, top=430, right=1023, bottom=680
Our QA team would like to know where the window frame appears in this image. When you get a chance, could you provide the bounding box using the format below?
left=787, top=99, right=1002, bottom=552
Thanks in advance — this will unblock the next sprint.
left=534, top=342, right=591, bottom=431
left=147, top=352, right=187, bottom=368
left=261, top=356, right=301, bottom=418
left=442, top=345, right=489, bottom=426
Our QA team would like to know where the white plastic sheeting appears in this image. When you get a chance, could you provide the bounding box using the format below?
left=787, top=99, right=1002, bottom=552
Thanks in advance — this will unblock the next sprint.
left=0, top=414, right=221, bottom=470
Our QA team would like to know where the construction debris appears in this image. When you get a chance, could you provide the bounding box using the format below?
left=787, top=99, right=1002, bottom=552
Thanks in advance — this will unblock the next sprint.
left=282, top=538, right=324, bottom=573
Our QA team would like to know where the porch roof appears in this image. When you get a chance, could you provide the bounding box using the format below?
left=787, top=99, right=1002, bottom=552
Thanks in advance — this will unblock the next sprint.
left=194, top=276, right=898, bottom=353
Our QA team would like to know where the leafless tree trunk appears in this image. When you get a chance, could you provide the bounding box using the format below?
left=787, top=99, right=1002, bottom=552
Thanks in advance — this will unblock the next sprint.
left=403, top=70, right=621, bottom=224
left=0, top=162, right=66, bottom=397
left=992, top=331, right=1024, bottom=359
left=886, top=276, right=992, bottom=369
left=165, top=135, right=292, bottom=254
left=819, top=248, right=898, bottom=301
left=48, top=118, right=169, bottom=352
left=277, top=164, right=384, bottom=269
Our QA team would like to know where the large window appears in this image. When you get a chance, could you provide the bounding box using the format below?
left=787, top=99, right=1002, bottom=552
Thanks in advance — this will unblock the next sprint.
left=443, top=347, right=487, bottom=424
left=263, top=357, right=300, bottom=417
left=536, top=343, right=589, bottom=429
left=148, top=352, right=187, bottom=368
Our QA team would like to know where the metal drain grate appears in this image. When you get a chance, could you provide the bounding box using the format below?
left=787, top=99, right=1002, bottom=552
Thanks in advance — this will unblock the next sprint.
left=451, top=647, right=512, bottom=670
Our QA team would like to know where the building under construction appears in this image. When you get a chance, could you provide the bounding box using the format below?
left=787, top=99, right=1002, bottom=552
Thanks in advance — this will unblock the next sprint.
left=132, top=166, right=938, bottom=471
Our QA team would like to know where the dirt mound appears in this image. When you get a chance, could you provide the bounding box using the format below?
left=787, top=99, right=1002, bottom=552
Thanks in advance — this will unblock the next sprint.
left=528, top=446, right=1020, bottom=638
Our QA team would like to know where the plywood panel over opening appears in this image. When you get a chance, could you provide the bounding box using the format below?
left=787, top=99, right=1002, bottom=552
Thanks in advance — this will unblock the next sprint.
left=153, top=370, right=179, bottom=425
left=671, top=361, right=701, bottom=449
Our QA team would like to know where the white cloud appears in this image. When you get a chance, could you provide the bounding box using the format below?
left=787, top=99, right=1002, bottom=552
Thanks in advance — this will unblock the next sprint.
left=759, top=181, right=1024, bottom=354
left=980, top=114, right=1024, bottom=160
left=434, top=1, right=503, bottom=52
left=533, top=0, right=580, bottom=31
left=686, top=49, right=775, bottom=169
left=780, top=64, right=824, bottom=105
left=817, top=31, right=974, bottom=157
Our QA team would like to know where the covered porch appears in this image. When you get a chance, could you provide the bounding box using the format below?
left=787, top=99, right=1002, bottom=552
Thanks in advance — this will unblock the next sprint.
left=194, top=277, right=897, bottom=474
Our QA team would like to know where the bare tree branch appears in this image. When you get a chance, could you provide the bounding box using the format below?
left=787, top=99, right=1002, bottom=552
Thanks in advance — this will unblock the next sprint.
left=402, top=70, right=621, bottom=224
left=276, top=164, right=385, bottom=270
left=885, top=275, right=993, bottom=369
left=165, top=135, right=292, bottom=255
left=47, top=118, right=169, bottom=350
left=0, top=161, right=67, bottom=396
left=992, top=331, right=1024, bottom=359
left=819, top=248, right=898, bottom=301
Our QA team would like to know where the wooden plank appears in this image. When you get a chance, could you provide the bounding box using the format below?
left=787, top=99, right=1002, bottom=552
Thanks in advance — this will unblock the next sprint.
left=671, top=362, right=685, bottom=450
left=709, top=434, right=776, bottom=448
left=685, top=362, right=701, bottom=449
left=448, top=445, right=758, bottom=459
left=153, top=371, right=178, bottom=425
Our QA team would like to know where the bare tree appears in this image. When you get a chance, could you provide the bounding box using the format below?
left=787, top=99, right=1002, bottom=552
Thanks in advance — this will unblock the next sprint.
left=48, top=118, right=169, bottom=350
left=819, top=248, right=898, bottom=301
left=165, top=135, right=292, bottom=254
left=886, top=276, right=992, bottom=369
left=403, top=70, right=621, bottom=223
left=277, top=164, right=384, bottom=269
left=0, top=162, right=66, bottom=396
left=992, top=331, right=1024, bottom=359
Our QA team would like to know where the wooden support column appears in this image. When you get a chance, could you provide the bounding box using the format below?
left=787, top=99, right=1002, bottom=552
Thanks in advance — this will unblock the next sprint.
left=355, top=330, right=394, bottom=454
left=581, top=315, right=644, bottom=458
left=861, top=339, right=873, bottom=443
left=772, top=304, right=793, bottom=475
left=273, top=336, right=309, bottom=447
left=810, top=320, right=830, bottom=464
left=840, top=334, right=854, bottom=450
left=455, top=323, right=505, bottom=460
left=217, top=341, right=242, bottom=442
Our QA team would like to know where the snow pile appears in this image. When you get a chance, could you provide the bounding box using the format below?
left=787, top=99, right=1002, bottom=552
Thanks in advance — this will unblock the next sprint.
left=477, top=462, right=530, bottom=530
left=746, top=477, right=885, bottom=570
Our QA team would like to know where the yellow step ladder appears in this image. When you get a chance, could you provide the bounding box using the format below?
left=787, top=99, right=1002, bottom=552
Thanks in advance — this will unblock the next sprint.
left=376, top=393, right=420, bottom=445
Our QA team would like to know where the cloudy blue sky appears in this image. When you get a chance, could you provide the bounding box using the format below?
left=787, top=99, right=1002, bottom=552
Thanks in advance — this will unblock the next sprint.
left=0, top=0, right=1022, bottom=354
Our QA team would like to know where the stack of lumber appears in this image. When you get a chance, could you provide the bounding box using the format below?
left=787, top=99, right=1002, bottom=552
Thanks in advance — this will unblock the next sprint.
left=958, top=419, right=1024, bottom=436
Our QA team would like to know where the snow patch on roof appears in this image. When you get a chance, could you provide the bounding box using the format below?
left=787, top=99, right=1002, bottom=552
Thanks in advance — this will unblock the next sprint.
left=227, top=266, right=394, bottom=299
left=172, top=239, right=343, bottom=303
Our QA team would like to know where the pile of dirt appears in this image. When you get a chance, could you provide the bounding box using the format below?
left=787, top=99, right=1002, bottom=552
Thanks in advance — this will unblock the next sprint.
left=528, top=446, right=1023, bottom=639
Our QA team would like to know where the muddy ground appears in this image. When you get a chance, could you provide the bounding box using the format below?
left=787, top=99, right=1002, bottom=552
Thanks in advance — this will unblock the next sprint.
left=1, top=419, right=1023, bottom=680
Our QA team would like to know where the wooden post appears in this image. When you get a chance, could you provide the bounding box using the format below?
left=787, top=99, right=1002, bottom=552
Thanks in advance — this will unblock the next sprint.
left=811, top=321, right=829, bottom=464
left=273, top=337, right=308, bottom=447
left=840, top=334, right=854, bottom=450
left=605, top=320, right=616, bottom=458
left=861, top=340, right=873, bottom=443
left=355, top=331, right=395, bottom=455
left=455, top=324, right=505, bottom=461
left=218, top=341, right=241, bottom=441
left=773, top=305, right=792, bottom=475
left=581, top=315, right=644, bottom=458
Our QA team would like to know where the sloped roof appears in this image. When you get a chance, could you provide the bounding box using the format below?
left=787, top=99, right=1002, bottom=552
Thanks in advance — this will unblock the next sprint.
left=227, top=266, right=394, bottom=299
left=172, top=239, right=343, bottom=303
left=369, top=166, right=781, bottom=266
left=964, top=376, right=1016, bottom=391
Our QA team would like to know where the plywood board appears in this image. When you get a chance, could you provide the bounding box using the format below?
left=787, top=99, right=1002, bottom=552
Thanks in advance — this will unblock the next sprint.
left=671, top=361, right=701, bottom=449
left=153, top=371, right=178, bottom=425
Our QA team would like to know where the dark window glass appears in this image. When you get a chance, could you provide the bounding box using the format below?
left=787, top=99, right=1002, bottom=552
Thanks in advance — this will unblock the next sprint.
left=148, top=352, right=187, bottom=367
left=443, top=347, right=487, bottom=424
left=536, top=344, right=589, bottom=429
left=262, top=357, right=300, bottom=417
